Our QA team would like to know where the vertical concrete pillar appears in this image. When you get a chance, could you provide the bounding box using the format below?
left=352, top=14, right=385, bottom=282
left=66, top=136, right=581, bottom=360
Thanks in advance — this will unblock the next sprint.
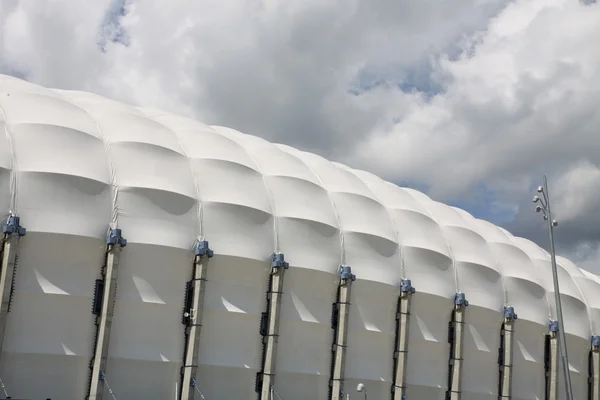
left=589, top=335, right=600, bottom=400
left=0, top=216, right=26, bottom=361
left=546, top=321, right=559, bottom=400
left=330, top=266, right=355, bottom=400
left=257, top=253, right=289, bottom=400
left=447, top=293, right=469, bottom=400
left=392, top=279, right=415, bottom=400
left=88, top=229, right=127, bottom=400
left=499, top=307, right=518, bottom=400
left=180, top=241, right=213, bottom=400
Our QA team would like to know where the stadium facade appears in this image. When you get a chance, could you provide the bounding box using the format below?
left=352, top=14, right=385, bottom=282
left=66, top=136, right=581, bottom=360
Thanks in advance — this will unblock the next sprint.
left=0, top=73, right=599, bottom=400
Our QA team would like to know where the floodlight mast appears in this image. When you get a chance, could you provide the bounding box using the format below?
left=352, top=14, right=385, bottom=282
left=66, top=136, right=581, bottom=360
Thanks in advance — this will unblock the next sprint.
left=534, top=175, right=573, bottom=400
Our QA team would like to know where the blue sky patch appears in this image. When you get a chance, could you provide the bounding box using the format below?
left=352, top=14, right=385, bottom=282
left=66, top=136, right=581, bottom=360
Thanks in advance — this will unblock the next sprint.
left=98, top=0, right=131, bottom=53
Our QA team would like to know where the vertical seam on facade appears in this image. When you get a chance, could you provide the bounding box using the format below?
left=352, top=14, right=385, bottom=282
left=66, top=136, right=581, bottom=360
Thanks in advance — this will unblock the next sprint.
left=61, top=95, right=120, bottom=229
left=142, top=112, right=204, bottom=242
left=0, top=100, right=19, bottom=216
left=276, top=148, right=346, bottom=266
left=210, top=126, right=279, bottom=253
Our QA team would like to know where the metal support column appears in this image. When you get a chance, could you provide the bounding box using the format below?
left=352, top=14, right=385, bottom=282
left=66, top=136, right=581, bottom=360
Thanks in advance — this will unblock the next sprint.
left=256, top=253, right=289, bottom=399
left=0, top=216, right=26, bottom=359
left=329, top=266, right=356, bottom=400
left=590, top=336, right=600, bottom=400
left=545, top=321, right=559, bottom=400
left=392, top=279, right=415, bottom=400
left=499, top=307, right=518, bottom=400
left=447, top=293, right=469, bottom=400
left=88, top=228, right=127, bottom=400
left=180, top=240, right=214, bottom=400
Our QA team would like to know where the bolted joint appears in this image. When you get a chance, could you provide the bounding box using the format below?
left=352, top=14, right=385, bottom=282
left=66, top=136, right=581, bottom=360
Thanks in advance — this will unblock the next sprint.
left=195, top=240, right=214, bottom=258
left=454, top=292, right=469, bottom=307
left=99, top=370, right=106, bottom=381
left=106, top=228, right=127, bottom=247
left=549, top=320, right=559, bottom=333
left=3, top=215, right=26, bottom=237
left=592, top=335, right=600, bottom=349
left=400, top=279, right=416, bottom=294
left=271, top=252, right=289, bottom=269
left=339, top=265, right=356, bottom=282
left=504, top=306, right=518, bottom=321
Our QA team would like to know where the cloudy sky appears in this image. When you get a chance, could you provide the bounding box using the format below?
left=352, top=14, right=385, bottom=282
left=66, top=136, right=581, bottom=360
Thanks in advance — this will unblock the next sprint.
left=1, top=0, right=599, bottom=270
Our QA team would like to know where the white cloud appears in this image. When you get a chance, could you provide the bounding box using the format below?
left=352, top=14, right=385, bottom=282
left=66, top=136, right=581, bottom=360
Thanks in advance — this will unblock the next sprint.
left=554, top=162, right=600, bottom=224
left=352, top=0, right=600, bottom=202
left=0, top=0, right=508, bottom=150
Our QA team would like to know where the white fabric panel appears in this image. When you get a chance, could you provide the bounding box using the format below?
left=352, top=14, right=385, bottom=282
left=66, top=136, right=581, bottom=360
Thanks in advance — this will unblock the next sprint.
left=57, top=89, right=145, bottom=117
left=557, top=256, right=594, bottom=334
left=0, top=233, right=105, bottom=400
left=560, top=336, right=590, bottom=400
left=275, top=268, right=338, bottom=400
left=149, top=116, right=274, bottom=260
left=10, top=123, right=108, bottom=181
left=0, top=115, right=14, bottom=216
left=0, top=93, right=101, bottom=139
left=512, top=320, right=547, bottom=400
left=17, top=172, right=112, bottom=238
left=1, top=74, right=57, bottom=96
left=425, top=202, right=504, bottom=310
left=99, top=112, right=187, bottom=154
left=105, top=245, right=191, bottom=399
left=1, top=75, right=600, bottom=400
left=405, top=294, right=453, bottom=398
left=202, top=201, right=274, bottom=260
left=535, top=257, right=589, bottom=339
left=423, top=202, right=504, bottom=400
left=278, top=147, right=378, bottom=201
left=101, top=112, right=197, bottom=249
left=490, top=243, right=549, bottom=323
left=195, top=256, right=268, bottom=399
left=345, top=281, right=397, bottom=400
left=579, top=270, right=600, bottom=334
left=515, top=238, right=590, bottom=339
left=462, top=307, right=503, bottom=400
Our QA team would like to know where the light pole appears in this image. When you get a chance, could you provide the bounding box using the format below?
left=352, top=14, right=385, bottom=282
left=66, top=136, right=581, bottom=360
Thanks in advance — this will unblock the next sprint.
left=533, top=175, right=574, bottom=400
left=357, top=383, right=368, bottom=400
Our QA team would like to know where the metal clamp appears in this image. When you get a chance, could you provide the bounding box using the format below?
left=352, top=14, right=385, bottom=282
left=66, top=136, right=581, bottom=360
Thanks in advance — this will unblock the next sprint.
left=339, top=266, right=356, bottom=281
left=454, top=293, right=469, bottom=307
left=106, top=228, right=127, bottom=247
left=3, top=215, right=26, bottom=237
left=400, top=279, right=415, bottom=294
left=271, top=253, right=289, bottom=269
left=195, top=240, right=214, bottom=258
left=504, top=306, right=518, bottom=321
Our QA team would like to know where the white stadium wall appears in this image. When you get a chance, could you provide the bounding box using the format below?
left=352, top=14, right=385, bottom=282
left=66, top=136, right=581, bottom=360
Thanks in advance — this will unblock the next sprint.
left=0, top=73, right=599, bottom=400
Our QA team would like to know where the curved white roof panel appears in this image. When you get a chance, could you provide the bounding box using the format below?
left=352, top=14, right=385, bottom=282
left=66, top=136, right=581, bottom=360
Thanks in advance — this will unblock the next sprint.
left=0, top=73, right=598, bottom=400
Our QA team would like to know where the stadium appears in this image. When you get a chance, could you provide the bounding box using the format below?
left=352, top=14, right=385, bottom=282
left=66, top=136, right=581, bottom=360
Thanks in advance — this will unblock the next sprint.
left=0, top=73, right=598, bottom=400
